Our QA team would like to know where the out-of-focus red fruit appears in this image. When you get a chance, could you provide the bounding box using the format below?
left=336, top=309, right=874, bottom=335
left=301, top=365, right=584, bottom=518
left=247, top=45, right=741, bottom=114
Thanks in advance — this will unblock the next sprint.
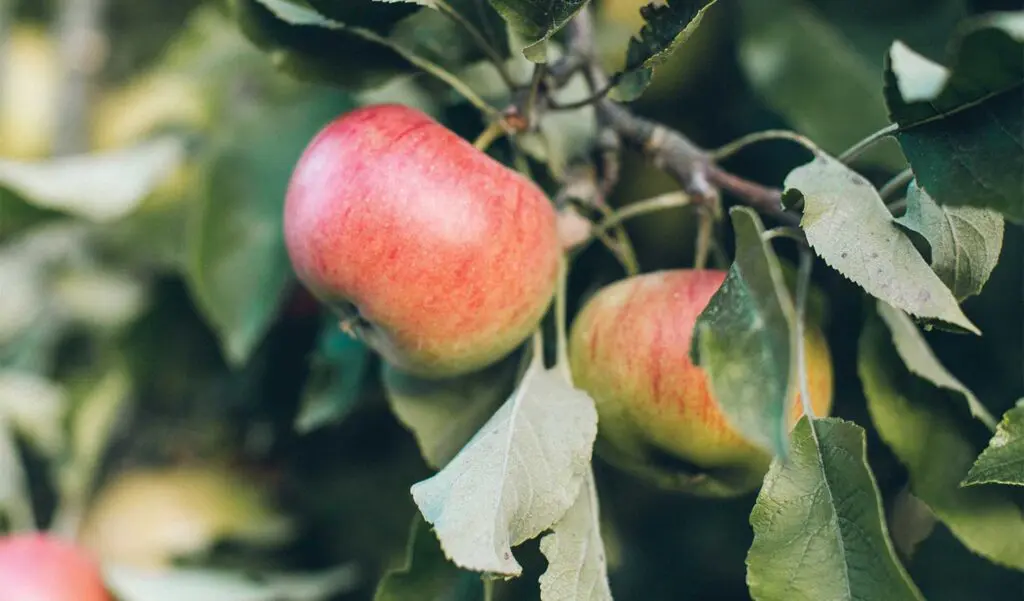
left=0, top=534, right=111, bottom=601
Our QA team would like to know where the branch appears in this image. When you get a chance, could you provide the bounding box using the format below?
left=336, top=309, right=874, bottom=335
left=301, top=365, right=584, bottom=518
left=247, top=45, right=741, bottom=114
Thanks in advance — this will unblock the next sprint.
left=556, top=7, right=799, bottom=226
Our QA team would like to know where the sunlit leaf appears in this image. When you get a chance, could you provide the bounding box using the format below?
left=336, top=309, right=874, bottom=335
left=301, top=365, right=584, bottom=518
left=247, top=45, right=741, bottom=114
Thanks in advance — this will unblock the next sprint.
left=748, top=417, right=924, bottom=601
left=786, top=153, right=978, bottom=334
left=963, top=401, right=1024, bottom=488
left=538, top=468, right=613, bottom=601
left=875, top=301, right=995, bottom=429
left=859, top=313, right=1024, bottom=571
left=410, top=362, right=597, bottom=576
left=0, top=137, right=184, bottom=223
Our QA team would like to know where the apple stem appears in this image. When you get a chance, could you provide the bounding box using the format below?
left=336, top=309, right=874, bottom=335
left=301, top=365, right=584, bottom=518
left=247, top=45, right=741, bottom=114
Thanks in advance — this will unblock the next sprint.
left=473, top=121, right=506, bottom=152
left=694, top=206, right=713, bottom=270
left=555, top=255, right=572, bottom=381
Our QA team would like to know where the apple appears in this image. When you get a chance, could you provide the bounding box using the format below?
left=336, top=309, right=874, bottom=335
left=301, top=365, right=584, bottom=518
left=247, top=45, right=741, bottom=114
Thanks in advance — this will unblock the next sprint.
left=77, top=465, right=292, bottom=569
left=284, top=104, right=561, bottom=378
left=0, top=533, right=110, bottom=601
left=569, top=269, right=834, bottom=494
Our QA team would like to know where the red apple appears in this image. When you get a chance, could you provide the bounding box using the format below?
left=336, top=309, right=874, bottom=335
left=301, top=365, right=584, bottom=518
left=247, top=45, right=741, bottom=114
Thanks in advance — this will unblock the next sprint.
left=284, top=104, right=560, bottom=377
left=569, top=269, right=834, bottom=494
left=0, top=533, right=111, bottom=601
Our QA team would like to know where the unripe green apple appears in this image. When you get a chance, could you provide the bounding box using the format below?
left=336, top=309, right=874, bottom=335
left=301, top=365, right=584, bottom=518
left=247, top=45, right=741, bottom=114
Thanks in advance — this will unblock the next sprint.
left=284, top=104, right=561, bottom=378
left=0, top=534, right=111, bottom=601
left=569, top=269, right=834, bottom=494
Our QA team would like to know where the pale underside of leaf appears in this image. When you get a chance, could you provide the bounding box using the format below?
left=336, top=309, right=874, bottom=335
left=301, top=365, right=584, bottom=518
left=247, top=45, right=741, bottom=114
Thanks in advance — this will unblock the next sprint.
left=0, top=137, right=184, bottom=223
left=410, top=365, right=598, bottom=576
left=895, top=180, right=1004, bottom=301
left=747, top=418, right=924, bottom=601
left=538, top=468, right=613, bottom=601
left=788, top=153, right=978, bottom=334
left=875, top=301, right=995, bottom=430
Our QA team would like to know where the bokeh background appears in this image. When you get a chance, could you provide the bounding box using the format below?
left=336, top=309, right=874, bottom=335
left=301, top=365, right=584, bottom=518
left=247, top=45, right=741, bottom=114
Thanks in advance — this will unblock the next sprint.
left=0, top=1, right=1021, bottom=600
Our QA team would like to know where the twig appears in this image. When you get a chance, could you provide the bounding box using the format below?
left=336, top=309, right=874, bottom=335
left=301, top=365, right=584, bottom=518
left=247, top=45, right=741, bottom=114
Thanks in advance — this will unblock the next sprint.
left=548, top=76, right=618, bottom=110
left=878, top=167, right=914, bottom=202
left=593, top=191, right=693, bottom=236
left=436, top=0, right=516, bottom=90
left=838, top=123, right=899, bottom=164
left=473, top=121, right=505, bottom=151
left=709, top=129, right=819, bottom=161
left=54, top=0, right=108, bottom=155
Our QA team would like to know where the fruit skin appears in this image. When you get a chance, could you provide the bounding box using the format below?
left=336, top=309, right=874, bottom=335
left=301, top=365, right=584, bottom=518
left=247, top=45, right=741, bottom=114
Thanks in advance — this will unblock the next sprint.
left=284, top=104, right=560, bottom=378
left=569, top=269, right=834, bottom=491
left=0, top=533, right=111, bottom=601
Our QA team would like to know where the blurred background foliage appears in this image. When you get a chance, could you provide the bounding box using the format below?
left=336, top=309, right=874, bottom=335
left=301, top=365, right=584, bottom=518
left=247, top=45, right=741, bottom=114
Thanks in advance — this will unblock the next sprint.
left=0, top=0, right=1020, bottom=600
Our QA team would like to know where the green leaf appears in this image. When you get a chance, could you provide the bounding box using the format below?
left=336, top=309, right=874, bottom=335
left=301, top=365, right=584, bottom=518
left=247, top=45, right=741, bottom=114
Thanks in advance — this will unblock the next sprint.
left=0, top=137, right=185, bottom=223
left=105, top=564, right=360, bottom=601
left=487, top=0, right=589, bottom=62
left=747, top=417, right=924, bottom=601
left=736, top=0, right=905, bottom=170
left=374, top=516, right=482, bottom=601
left=786, top=152, right=978, bottom=334
left=875, top=301, right=996, bottom=430
left=884, top=13, right=1024, bottom=128
left=858, top=312, right=1024, bottom=571
left=294, top=320, right=371, bottom=434
left=538, top=468, right=613, bottom=601
left=884, top=14, right=1024, bottom=221
left=235, top=0, right=417, bottom=89
left=410, top=362, right=598, bottom=577
left=895, top=180, right=1004, bottom=301
left=963, top=401, right=1024, bottom=487
left=612, top=0, right=720, bottom=101
left=186, top=90, right=354, bottom=366
left=691, top=206, right=796, bottom=459
left=382, top=352, right=521, bottom=470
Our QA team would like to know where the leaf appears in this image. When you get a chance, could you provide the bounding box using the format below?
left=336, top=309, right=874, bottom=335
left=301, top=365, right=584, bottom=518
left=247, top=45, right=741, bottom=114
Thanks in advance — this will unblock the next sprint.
left=295, top=320, right=371, bottom=434
left=0, top=418, right=34, bottom=531
left=383, top=352, right=522, bottom=470
left=884, top=14, right=1024, bottom=221
left=875, top=301, right=995, bottom=429
left=374, top=516, right=482, bottom=601
left=736, top=0, right=905, bottom=170
left=612, top=0, right=719, bottom=101
left=895, top=180, right=1004, bottom=301
left=186, top=90, right=354, bottom=366
left=747, top=417, right=924, bottom=601
left=786, top=152, right=978, bottom=334
left=858, top=312, right=1024, bottom=571
left=236, top=0, right=418, bottom=89
left=884, top=14, right=1024, bottom=128
left=409, top=362, right=598, bottom=577
left=963, top=400, right=1024, bottom=487
left=0, top=137, right=185, bottom=223
left=538, top=468, right=613, bottom=601
left=691, top=206, right=796, bottom=459
left=104, top=564, right=360, bottom=601
left=0, top=370, right=66, bottom=455
left=487, top=0, right=589, bottom=62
